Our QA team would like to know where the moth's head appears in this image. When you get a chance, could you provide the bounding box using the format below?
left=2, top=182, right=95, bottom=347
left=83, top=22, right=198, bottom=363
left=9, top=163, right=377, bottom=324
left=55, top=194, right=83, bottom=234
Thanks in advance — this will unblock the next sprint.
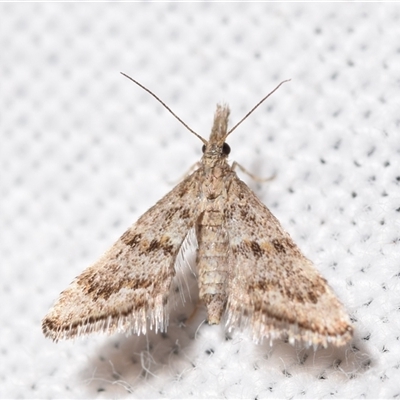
left=201, top=104, right=231, bottom=159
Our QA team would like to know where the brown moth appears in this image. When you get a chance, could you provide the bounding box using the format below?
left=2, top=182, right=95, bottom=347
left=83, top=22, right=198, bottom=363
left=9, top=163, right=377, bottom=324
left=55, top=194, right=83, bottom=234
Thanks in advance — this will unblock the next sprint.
left=42, top=75, right=353, bottom=347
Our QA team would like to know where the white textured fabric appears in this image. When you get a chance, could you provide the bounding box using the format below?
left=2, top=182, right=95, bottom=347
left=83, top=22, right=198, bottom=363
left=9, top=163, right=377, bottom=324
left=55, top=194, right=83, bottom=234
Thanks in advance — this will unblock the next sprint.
left=1, top=3, right=399, bottom=398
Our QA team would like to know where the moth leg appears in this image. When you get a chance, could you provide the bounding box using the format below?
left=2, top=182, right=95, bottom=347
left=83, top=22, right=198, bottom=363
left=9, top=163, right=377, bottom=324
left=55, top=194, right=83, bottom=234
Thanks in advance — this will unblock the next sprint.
left=179, top=302, right=206, bottom=329
left=168, top=162, right=201, bottom=185
left=231, top=161, right=276, bottom=183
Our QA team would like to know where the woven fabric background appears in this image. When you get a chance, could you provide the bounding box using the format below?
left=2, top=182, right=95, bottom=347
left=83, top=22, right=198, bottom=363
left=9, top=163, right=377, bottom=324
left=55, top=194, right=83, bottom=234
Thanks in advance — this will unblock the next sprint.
left=1, top=3, right=399, bottom=399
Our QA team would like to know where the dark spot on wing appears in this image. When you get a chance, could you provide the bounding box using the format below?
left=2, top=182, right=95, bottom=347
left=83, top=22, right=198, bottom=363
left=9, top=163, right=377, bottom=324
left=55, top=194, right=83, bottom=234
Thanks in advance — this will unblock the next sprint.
left=180, top=207, right=192, bottom=220
left=76, top=265, right=155, bottom=301
left=121, top=232, right=142, bottom=248
left=163, top=206, right=193, bottom=222
left=250, top=241, right=264, bottom=258
left=272, top=238, right=286, bottom=254
left=147, top=238, right=174, bottom=256
left=271, top=238, right=296, bottom=254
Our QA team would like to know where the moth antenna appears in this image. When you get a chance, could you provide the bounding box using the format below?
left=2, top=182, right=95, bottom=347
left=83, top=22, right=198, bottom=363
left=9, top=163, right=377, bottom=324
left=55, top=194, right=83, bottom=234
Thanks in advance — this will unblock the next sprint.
left=227, top=79, right=291, bottom=136
left=121, top=72, right=207, bottom=145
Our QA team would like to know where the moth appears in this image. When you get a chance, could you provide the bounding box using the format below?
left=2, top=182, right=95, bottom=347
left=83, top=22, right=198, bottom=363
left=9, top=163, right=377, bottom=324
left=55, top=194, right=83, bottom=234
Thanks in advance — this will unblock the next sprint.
left=42, top=74, right=353, bottom=347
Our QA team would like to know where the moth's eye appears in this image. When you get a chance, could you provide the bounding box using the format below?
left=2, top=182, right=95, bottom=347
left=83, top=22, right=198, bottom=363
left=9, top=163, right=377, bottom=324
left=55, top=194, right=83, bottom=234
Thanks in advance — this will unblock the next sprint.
left=202, top=144, right=206, bottom=153
left=222, top=142, right=231, bottom=155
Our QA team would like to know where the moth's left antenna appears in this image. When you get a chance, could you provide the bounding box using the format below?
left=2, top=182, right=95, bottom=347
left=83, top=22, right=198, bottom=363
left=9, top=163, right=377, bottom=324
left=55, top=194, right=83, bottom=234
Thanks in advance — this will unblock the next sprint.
left=121, top=72, right=207, bottom=145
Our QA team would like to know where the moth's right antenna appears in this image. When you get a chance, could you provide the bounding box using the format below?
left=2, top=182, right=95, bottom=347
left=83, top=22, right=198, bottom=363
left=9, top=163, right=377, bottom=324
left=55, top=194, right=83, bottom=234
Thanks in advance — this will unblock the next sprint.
left=121, top=72, right=207, bottom=145
left=227, top=79, right=291, bottom=136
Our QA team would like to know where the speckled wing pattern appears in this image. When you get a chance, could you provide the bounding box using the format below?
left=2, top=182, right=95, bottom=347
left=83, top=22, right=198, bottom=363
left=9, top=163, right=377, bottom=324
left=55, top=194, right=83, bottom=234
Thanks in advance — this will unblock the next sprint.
left=43, top=80, right=353, bottom=347
left=42, top=170, right=201, bottom=341
left=225, top=176, right=353, bottom=347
